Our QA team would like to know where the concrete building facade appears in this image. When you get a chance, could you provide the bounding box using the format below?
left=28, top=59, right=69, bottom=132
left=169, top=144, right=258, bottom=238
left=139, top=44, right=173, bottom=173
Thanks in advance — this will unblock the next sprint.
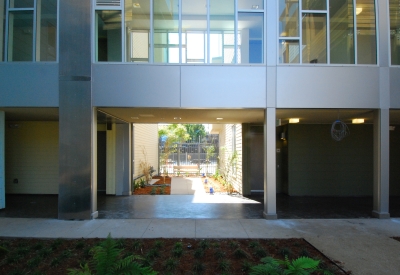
left=0, top=0, right=399, bottom=220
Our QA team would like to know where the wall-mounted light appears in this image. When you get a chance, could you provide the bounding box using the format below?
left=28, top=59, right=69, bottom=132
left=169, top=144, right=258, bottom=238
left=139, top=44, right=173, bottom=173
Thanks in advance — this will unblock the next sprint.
left=352, top=118, right=364, bottom=124
left=390, top=126, right=396, bottom=131
left=133, top=3, right=141, bottom=8
left=289, top=118, right=300, bottom=123
left=280, top=132, right=286, bottom=140
left=356, top=7, right=362, bottom=15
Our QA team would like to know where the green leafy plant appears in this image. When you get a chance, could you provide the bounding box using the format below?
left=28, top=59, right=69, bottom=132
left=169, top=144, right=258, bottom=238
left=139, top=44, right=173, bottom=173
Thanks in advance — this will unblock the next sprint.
left=163, top=257, right=179, bottom=271
left=250, top=256, right=321, bottom=275
left=150, top=186, right=157, bottom=195
left=217, top=259, right=231, bottom=272
left=67, top=233, right=157, bottom=275
left=192, top=260, right=205, bottom=273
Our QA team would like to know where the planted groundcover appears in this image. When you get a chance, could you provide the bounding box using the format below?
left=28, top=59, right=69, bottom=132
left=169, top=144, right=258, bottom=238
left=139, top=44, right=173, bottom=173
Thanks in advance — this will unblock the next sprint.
left=0, top=236, right=349, bottom=275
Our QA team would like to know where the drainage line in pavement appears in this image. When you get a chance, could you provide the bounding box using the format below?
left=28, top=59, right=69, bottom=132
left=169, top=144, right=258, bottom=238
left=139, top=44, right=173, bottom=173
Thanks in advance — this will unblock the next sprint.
left=302, top=238, right=350, bottom=274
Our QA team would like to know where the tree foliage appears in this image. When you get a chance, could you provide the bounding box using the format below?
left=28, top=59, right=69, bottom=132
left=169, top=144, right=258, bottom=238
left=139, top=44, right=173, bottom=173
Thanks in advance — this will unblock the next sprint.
left=183, top=124, right=206, bottom=141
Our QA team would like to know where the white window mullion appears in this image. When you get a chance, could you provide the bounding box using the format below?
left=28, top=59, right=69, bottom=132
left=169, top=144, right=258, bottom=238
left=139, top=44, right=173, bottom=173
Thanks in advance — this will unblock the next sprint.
left=149, top=0, right=153, bottom=63
left=35, top=0, right=40, bottom=61
left=299, top=0, right=303, bottom=64
left=326, top=0, right=330, bottom=64
left=206, top=0, right=210, bottom=63
left=179, top=0, right=182, bottom=63
left=121, top=0, right=125, bottom=62
left=354, top=0, right=358, bottom=64
left=234, top=0, right=237, bottom=63
left=4, top=0, right=9, bottom=61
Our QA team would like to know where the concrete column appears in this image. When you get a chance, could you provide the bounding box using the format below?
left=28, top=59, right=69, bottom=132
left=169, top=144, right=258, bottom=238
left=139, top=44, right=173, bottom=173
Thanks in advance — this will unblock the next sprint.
left=372, top=109, right=390, bottom=218
left=0, top=111, right=4, bottom=209
left=263, top=108, right=277, bottom=219
left=58, top=0, right=94, bottom=219
left=91, top=108, right=98, bottom=219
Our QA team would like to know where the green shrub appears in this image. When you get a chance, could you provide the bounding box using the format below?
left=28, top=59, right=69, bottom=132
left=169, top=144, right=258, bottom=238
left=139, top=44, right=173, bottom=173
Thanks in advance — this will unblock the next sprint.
left=150, top=187, right=157, bottom=195
left=250, top=256, right=320, bottom=275
left=67, top=233, right=157, bottom=275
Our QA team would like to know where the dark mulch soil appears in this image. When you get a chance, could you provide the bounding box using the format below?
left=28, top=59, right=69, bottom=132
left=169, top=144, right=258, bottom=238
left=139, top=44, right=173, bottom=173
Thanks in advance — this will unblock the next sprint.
left=0, top=237, right=349, bottom=275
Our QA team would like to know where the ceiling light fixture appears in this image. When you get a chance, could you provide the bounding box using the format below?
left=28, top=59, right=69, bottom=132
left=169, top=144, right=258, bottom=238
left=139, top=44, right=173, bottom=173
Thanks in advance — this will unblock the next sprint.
left=131, top=117, right=139, bottom=119
left=289, top=118, right=300, bottom=123
left=352, top=118, right=364, bottom=124
left=139, top=114, right=154, bottom=117
left=252, top=5, right=259, bottom=9
left=216, top=118, right=223, bottom=120
left=174, top=117, right=181, bottom=120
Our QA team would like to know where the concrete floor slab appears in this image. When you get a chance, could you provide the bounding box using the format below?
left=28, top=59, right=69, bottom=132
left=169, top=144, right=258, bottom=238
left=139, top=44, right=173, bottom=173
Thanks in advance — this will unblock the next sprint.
left=86, top=219, right=152, bottom=238
left=142, top=219, right=196, bottom=238
left=239, top=219, right=302, bottom=238
left=195, top=219, right=249, bottom=238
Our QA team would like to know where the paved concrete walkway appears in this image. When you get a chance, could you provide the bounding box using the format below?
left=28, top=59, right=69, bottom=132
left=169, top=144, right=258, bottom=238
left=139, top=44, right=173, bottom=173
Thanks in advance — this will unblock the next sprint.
left=170, top=177, right=206, bottom=195
left=0, top=217, right=399, bottom=275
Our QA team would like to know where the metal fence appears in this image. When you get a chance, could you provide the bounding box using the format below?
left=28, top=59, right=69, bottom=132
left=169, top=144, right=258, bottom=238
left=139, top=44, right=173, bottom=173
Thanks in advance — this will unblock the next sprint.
left=159, top=134, right=219, bottom=176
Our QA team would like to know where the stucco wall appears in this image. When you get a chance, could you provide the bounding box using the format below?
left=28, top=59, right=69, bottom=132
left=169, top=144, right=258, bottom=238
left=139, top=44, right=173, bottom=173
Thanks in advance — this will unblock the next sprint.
left=5, top=121, right=59, bottom=194
left=288, top=124, right=373, bottom=196
left=218, top=124, right=243, bottom=194
left=133, top=124, right=159, bottom=179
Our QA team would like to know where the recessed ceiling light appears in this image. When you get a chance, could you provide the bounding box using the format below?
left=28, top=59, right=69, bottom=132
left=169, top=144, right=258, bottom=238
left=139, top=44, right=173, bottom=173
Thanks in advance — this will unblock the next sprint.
left=139, top=114, right=154, bottom=117
left=174, top=117, right=181, bottom=120
left=216, top=118, right=223, bottom=120
left=133, top=3, right=141, bottom=8
left=289, top=118, right=300, bottom=123
left=352, top=118, right=364, bottom=124
left=131, top=117, right=139, bottom=119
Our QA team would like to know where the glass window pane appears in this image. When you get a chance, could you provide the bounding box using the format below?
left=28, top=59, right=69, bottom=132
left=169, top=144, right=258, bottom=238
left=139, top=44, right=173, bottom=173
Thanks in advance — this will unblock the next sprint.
left=302, top=13, right=326, bottom=63
left=182, top=0, right=206, bottom=63
left=96, top=10, right=121, bottom=62
left=279, top=39, right=300, bottom=63
left=356, top=0, right=376, bottom=64
left=302, top=0, right=326, bottom=10
left=238, top=12, right=263, bottom=64
left=186, top=32, right=204, bottom=63
left=330, top=0, right=354, bottom=64
left=210, top=0, right=234, bottom=64
left=37, top=0, right=57, bottom=61
left=9, top=0, right=33, bottom=8
left=8, top=10, right=33, bottom=61
left=238, top=0, right=263, bottom=10
left=154, top=0, right=178, bottom=63
left=0, top=0, right=5, bottom=61
left=390, top=0, right=400, bottom=65
left=125, top=0, right=150, bottom=62
left=279, top=0, right=299, bottom=37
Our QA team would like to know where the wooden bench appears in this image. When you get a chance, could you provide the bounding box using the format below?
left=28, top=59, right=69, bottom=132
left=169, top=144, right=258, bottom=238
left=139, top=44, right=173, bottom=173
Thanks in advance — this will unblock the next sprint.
left=173, top=165, right=200, bottom=175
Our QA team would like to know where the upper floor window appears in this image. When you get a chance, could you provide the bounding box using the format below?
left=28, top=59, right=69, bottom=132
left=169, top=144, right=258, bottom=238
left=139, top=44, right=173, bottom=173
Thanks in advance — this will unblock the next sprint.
left=278, top=0, right=376, bottom=65
left=94, top=0, right=264, bottom=64
left=390, top=0, right=400, bottom=65
left=0, top=0, right=57, bottom=62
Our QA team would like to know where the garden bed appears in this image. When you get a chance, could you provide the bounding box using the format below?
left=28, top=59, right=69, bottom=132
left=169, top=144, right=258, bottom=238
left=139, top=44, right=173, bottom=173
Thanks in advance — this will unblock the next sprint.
left=0, top=237, right=349, bottom=275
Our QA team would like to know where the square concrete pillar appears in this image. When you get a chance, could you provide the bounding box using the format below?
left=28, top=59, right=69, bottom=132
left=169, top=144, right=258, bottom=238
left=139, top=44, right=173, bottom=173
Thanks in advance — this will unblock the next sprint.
left=263, top=108, right=277, bottom=219
left=372, top=109, right=390, bottom=219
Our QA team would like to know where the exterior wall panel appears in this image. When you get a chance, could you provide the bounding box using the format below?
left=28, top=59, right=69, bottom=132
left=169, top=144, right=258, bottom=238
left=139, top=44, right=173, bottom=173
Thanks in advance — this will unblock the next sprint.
left=277, top=67, right=380, bottom=108
left=181, top=66, right=266, bottom=108
left=5, top=122, right=59, bottom=194
left=0, top=64, right=58, bottom=107
left=93, top=65, right=181, bottom=107
left=288, top=124, right=373, bottom=196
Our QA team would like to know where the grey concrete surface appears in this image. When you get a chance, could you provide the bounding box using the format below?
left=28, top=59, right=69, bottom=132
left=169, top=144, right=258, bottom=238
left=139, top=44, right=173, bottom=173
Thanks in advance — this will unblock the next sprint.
left=0, top=218, right=399, bottom=274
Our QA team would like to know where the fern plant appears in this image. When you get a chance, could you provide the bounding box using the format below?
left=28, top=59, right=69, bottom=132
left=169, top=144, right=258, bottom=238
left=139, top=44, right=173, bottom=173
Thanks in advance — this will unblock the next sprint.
left=250, top=256, right=322, bottom=275
left=68, top=233, right=157, bottom=275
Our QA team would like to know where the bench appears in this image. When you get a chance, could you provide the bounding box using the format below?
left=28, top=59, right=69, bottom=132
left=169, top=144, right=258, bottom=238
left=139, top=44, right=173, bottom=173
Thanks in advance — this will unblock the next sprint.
left=173, top=165, right=200, bottom=176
